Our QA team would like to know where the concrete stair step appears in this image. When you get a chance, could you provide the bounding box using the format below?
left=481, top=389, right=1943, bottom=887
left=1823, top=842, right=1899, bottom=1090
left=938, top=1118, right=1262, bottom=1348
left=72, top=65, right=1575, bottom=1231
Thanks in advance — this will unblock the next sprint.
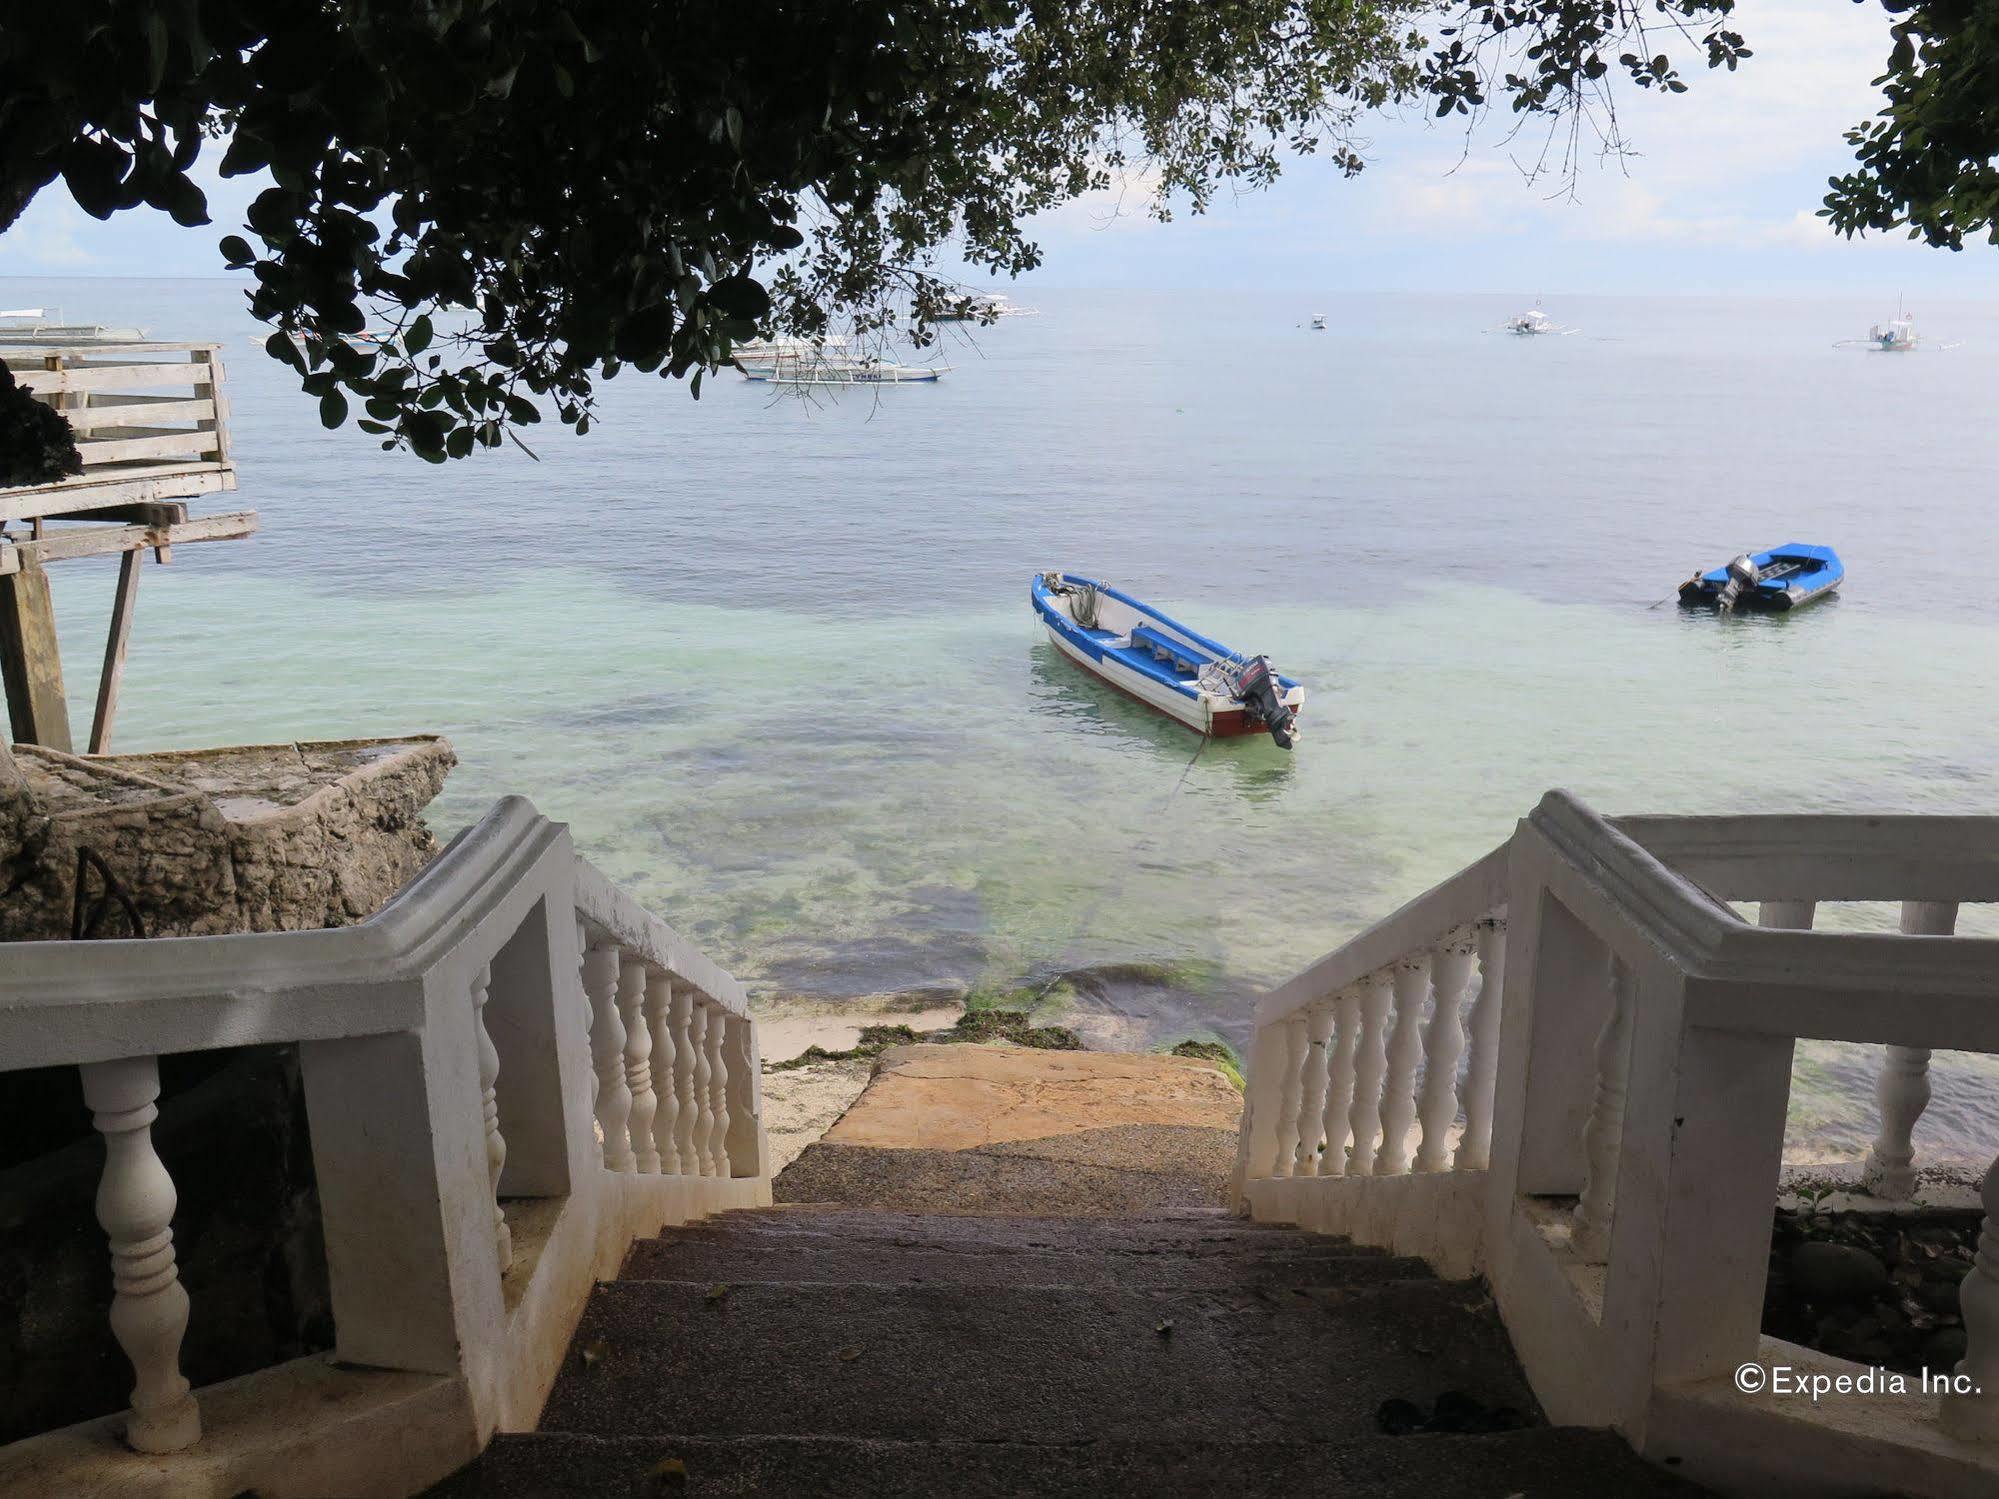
left=662, top=1206, right=1384, bottom=1258
left=619, top=1233, right=1434, bottom=1289
left=430, top=1429, right=1710, bottom=1498
left=540, top=1278, right=1534, bottom=1446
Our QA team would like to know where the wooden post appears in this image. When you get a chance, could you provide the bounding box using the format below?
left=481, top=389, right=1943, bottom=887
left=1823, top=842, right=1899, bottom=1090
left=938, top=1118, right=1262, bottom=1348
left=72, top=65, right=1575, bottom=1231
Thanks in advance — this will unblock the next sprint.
left=88, top=549, right=141, bottom=754
left=0, top=558, right=71, bottom=750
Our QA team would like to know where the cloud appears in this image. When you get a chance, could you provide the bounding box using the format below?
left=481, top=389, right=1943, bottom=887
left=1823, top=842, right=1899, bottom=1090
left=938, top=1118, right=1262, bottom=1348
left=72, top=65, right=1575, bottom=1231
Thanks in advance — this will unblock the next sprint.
left=0, top=194, right=100, bottom=271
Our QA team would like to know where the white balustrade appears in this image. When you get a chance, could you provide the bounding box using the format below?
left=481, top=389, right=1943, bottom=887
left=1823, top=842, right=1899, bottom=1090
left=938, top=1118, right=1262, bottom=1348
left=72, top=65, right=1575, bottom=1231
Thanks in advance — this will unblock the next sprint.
left=470, top=964, right=512, bottom=1271
left=671, top=986, right=701, bottom=1175
left=1271, top=1015, right=1309, bottom=1180
left=702, top=1003, right=732, bottom=1176
left=646, top=972, right=682, bottom=1174
left=1941, top=1157, right=1999, bottom=1441
left=1346, top=972, right=1394, bottom=1177
left=1415, top=938, right=1474, bottom=1172
left=1863, top=900, right=1958, bottom=1200
left=619, top=956, right=660, bottom=1174
left=1570, top=952, right=1634, bottom=1263
left=80, top=1056, right=200, bottom=1454
left=582, top=940, right=633, bottom=1171
left=1375, top=957, right=1430, bottom=1176
left=686, top=1002, right=713, bottom=1176
left=1294, top=1007, right=1337, bottom=1176
left=1456, top=920, right=1506, bottom=1170
left=1318, top=990, right=1361, bottom=1177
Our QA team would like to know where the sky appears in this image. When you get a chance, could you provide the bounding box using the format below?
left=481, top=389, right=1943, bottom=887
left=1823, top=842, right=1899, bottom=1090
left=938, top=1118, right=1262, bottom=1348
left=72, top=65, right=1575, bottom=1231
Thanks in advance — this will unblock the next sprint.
left=5, top=1, right=1995, bottom=299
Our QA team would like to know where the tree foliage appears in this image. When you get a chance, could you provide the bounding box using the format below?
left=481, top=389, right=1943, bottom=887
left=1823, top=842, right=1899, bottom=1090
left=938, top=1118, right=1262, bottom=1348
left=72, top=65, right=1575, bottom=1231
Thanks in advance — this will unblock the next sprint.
left=0, top=3, right=1977, bottom=460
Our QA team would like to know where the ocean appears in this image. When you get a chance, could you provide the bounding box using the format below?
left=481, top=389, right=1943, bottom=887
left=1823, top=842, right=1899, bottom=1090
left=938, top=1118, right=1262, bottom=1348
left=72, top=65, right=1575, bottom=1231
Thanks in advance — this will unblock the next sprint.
left=9, top=276, right=1999, bottom=1163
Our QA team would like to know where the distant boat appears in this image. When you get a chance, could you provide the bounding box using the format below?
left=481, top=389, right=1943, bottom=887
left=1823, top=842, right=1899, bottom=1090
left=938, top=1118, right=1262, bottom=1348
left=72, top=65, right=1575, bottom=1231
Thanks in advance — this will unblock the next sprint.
left=0, top=308, right=148, bottom=345
left=1677, top=544, right=1845, bottom=613
left=935, top=290, right=1037, bottom=322
left=1837, top=309, right=1919, bottom=352
left=1496, top=306, right=1572, bottom=337
left=750, top=353, right=947, bottom=385
left=733, top=335, right=850, bottom=372
left=1031, top=571, right=1303, bottom=747
left=1309, top=314, right=1328, bottom=330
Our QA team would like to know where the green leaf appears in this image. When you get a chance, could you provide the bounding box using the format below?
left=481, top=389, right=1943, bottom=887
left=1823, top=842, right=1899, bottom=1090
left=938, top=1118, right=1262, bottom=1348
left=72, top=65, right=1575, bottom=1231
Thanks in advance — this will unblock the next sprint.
left=404, top=313, right=433, bottom=355
left=319, top=389, right=348, bottom=428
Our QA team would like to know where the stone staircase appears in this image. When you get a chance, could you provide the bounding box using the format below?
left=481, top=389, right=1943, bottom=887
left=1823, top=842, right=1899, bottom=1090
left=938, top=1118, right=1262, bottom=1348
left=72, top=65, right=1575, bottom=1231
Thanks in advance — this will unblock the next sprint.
left=431, top=1205, right=1706, bottom=1497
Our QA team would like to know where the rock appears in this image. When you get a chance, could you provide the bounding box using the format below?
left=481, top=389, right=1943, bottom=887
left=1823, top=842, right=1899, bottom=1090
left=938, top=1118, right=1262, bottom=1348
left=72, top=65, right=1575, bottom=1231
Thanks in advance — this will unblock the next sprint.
left=0, top=736, right=453, bottom=939
left=1789, top=1241, right=1888, bottom=1304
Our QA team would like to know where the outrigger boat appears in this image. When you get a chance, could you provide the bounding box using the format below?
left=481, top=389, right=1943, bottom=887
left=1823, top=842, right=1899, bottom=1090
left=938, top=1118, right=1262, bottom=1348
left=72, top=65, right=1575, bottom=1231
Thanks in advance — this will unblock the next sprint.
left=0, top=308, right=148, bottom=345
left=1677, top=543, right=1844, bottom=613
left=1495, top=306, right=1574, bottom=336
left=1032, top=572, right=1303, bottom=747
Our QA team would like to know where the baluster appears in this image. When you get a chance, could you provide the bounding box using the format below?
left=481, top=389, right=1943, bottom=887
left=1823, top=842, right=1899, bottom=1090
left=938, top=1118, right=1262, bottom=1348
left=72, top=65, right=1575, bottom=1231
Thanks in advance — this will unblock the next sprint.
left=576, top=919, right=601, bottom=1164
left=1294, top=1006, right=1337, bottom=1176
left=1375, top=956, right=1431, bottom=1176
left=1318, top=990, right=1361, bottom=1177
left=686, top=1002, right=713, bottom=1176
left=1346, top=972, right=1395, bottom=1177
left=646, top=972, right=681, bottom=1174
left=582, top=941, right=633, bottom=1171
left=1457, top=919, right=1507, bottom=1170
left=80, top=1056, right=200, bottom=1454
left=1864, top=900, right=1957, bottom=1200
left=1416, top=939, right=1475, bottom=1172
left=1271, top=1015, right=1309, bottom=1180
left=671, top=985, right=700, bottom=1175
left=1940, top=1154, right=1999, bottom=1440
left=703, top=1005, right=732, bottom=1176
left=1241, top=1023, right=1287, bottom=1181
left=470, top=965, right=512, bottom=1270
left=1571, top=952, right=1635, bottom=1263
left=618, top=956, right=660, bottom=1173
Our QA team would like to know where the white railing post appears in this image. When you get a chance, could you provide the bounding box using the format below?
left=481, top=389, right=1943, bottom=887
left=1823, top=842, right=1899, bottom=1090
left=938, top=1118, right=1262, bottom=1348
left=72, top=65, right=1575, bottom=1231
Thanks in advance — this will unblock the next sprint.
left=1376, top=957, right=1430, bottom=1176
left=1271, top=1015, right=1309, bottom=1180
left=1294, top=1006, right=1337, bottom=1176
left=619, top=955, right=659, bottom=1174
left=702, top=1004, right=731, bottom=1176
left=80, top=1056, right=200, bottom=1454
left=575, top=919, right=601, bottom=1164
left=1863, top=900, right=1958, bottom=1200
left=671, top=985, right=700, bottom=1175
left=1318, top=990, right=1361, bottom=1178
left=646, top=972, right=682, bottom=1174
left=723, top=1013, right=766, bottom=1178
left=1941, top=1155, right=1999, bottom=1440
left=686, top=1002, right=713, bottom=1176
left=1457, top=918, right=1506, bottom=1170
left=1239, top=1022, right=1287, bottom=1187
left=1571, top=952, right=1635, bottom=1263
left=582, top=940, right=633, bottom=1172
left=1416, top=938, right=1475, bottom=1172
left=470, top=964, right=513, bottom=1271
left=1347, top=972, right=1394, bottom=1177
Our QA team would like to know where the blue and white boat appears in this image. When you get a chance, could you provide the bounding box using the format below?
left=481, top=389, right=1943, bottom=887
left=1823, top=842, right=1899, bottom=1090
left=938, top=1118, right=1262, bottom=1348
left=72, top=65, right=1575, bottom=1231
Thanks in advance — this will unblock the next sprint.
left=1032, top=572, right=1304, bottom=746
left=1677, top=543, right=1845, bottom=613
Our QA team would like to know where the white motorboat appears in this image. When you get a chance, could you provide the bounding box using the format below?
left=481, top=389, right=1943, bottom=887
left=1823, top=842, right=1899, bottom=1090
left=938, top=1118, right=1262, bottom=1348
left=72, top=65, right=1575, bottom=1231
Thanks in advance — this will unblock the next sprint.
left=1309, top=314, right=1327, bottom=330
left=935, top=290, right=1037, bottom=322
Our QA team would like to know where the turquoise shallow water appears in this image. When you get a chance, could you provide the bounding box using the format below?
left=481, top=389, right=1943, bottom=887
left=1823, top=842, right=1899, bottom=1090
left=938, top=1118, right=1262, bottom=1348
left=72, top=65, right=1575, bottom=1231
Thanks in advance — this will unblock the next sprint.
left=7, top=276, right=1999, bottom=1160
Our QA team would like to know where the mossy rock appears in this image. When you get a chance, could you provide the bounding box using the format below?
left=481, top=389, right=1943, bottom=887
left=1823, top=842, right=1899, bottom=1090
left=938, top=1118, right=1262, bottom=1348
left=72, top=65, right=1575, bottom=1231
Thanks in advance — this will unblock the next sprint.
left=1170, top=1039, right=1245, bottom=1091
left=948, top=1009, right=1083, bottom=1050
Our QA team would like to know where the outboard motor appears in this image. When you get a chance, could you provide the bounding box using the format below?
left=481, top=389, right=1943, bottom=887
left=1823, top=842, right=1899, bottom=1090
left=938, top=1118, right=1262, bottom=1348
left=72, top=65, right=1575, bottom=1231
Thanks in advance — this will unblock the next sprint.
left=1235, top=656, right=1297, bottom=749
left=1716, top=553, right=1760, bottom=613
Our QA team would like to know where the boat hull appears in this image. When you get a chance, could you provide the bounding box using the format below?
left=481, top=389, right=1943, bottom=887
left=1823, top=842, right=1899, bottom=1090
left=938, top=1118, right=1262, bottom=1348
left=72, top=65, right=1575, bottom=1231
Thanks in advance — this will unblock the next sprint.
left=1031, top=572, right=1303, bottom=740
